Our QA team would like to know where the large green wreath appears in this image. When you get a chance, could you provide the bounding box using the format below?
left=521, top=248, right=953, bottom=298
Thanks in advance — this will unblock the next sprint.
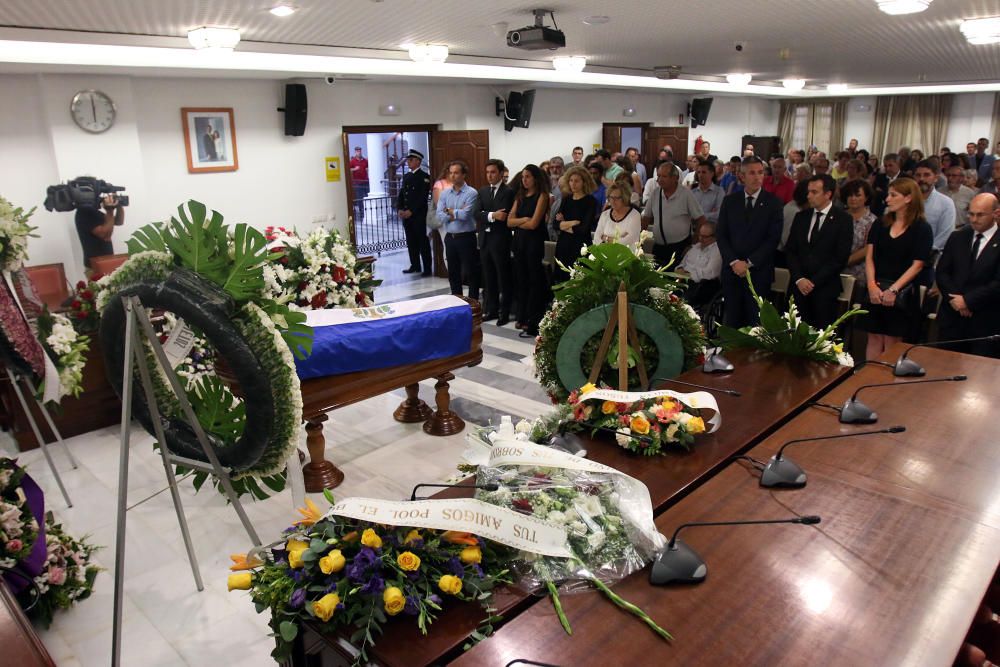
left=535, top=242, right=706, bottom=402
left=97, top=201, right=312, bottom=499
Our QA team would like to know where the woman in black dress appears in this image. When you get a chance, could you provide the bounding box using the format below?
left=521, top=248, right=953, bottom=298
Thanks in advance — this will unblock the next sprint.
left=863, top=177, right=933, bottom=360
left=508, top=164, right=551, bottom=338
left=551, top=166, right=599, bottom=283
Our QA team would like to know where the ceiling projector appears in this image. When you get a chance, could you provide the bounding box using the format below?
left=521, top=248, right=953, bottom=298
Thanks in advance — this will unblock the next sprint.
left=507, top=9, right=566, bottom=50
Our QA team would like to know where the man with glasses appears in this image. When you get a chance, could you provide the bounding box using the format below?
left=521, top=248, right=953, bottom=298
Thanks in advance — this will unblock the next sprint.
left=675, top=221, right=722, bottom=307
left=642, top=160, right=707, bottom=268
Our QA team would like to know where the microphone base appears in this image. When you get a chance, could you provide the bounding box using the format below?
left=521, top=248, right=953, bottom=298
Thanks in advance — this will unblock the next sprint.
left=702, top=352, right=735, bottom=374
left=840, top=399, right=878, bottom=424
left=760, top=456, right=807, bottom=488
left=649, top=539, right=707, bottom=585
left=549, top=433, right=588, bottom=458
left=893, top=359, right=926, bottom=377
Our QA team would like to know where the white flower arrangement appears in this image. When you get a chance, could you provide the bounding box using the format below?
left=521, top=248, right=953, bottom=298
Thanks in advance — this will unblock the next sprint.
left=0, top=196, right=37, bottom=272
left=39, top=312, right=89, bottom=401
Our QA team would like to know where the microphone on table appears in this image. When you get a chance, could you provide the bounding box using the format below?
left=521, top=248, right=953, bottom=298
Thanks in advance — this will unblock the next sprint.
left=759, top=426, right=905, bottom=489
left=702, top=327, right=798, bottom=374
left=650, top=514, right=821, bottom=585
left=839, top=376, right=967, bottom=424
left=409, top=482, right=498, bottom=501
left=648, top=376, right=741, bottom=397
left=891, top=335, right=1000, bottom=376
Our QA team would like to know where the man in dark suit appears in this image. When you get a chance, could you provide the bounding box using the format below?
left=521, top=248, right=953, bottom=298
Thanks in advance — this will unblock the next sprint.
left=716, top=157, right=784, bottom=328
left=396, top=149, right=433, bottom=275
left=474, top=159, right=516, bottom=324
left=784, top=174, right=853, bottom=329
left=936, top=193, right=1000, bottom=358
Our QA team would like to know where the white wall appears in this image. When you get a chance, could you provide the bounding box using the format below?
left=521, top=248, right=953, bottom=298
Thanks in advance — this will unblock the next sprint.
left=0, top=72, right=780, bottom=281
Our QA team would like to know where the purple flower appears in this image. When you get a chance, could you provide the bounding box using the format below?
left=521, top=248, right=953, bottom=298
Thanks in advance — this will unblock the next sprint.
left=347, top=547, right=381, bottom=583
left=473, top=564, right=484, bottom=579
left=289, top=588, right=306, bottom=609
left=359, top=575, right=384, bottom=595
left=446, top=557, right=464, bottom=577
left=403, top=595, right=420, bottom=616
left=428, top=594, right=442, bottom=606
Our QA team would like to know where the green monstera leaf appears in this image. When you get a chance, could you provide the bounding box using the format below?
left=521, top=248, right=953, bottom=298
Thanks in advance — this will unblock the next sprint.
left=189, top=374, right=246, bottom=444
left=219, top=223, right=269, bottom=302
left=163, top=200, right=229, bottom=285
left=125, top=222, right=168, bottom=255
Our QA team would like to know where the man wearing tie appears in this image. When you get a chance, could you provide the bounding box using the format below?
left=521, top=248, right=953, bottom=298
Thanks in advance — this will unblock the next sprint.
left=474, top=159, right=516, bottom=325
left=784, top=174, right=853, bottom=328
left=716, top=156, right=784, bottom=327
left=935, top=193, right=1000, bottom=358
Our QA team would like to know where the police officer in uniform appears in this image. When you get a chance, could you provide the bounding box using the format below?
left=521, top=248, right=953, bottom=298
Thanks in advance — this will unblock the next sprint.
left=397, top=149, right=433, bottom=275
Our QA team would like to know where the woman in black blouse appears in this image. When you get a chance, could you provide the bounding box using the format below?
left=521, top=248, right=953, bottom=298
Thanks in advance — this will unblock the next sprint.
left=552, top=166, right=599, bottom=283
left=509, top=164, right=551, bottom=338
left=862, top=177, right=933, bottom=360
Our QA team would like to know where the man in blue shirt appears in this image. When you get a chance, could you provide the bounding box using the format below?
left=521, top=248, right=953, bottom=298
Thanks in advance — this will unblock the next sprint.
left=436, top=160, right=481, bottom=300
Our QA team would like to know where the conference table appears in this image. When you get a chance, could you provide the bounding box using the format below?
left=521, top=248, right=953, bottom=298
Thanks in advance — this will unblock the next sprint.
left=289, top=348, right=852, bottom=666
left=455, top=344, right=1000, bottom=666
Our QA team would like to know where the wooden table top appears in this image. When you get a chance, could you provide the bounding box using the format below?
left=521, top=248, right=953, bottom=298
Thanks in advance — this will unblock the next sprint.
left=456, top=346, right=1000, bottom=667
left=345, top=350, right=851, bottom=667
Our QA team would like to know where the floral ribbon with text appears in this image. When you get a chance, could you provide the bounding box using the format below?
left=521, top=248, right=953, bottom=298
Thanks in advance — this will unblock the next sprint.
left=580, top=387, right=722, bottom=433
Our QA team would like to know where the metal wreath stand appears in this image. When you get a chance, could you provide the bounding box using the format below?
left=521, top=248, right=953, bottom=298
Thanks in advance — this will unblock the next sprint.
left=110, top=295, right=264, bottom=666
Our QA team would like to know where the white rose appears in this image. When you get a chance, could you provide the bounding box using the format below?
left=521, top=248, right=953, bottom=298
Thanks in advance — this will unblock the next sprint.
left=514, top=419, right=532, bottom=434
left=615, top=427, right=632, bottom=447
left=587, top=531, right=606, bottom=550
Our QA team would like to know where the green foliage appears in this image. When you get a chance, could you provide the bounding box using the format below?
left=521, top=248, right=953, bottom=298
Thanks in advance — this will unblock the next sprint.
left=554, top=242, right=683, bottom=304
left=220, top=223, right=270, bottom=301
left=258, top=300, right=313, bottom=360
left=163, top=200, right=230, bottom=283
left=125, top=222, right=167, bottom=254
left=189, top=375, right=246, bottom=444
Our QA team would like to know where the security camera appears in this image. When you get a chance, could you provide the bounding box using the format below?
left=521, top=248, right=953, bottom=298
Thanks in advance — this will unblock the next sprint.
left=324, top=75, right=336, bottom=86
left=734, top=42, right=745, bottom=52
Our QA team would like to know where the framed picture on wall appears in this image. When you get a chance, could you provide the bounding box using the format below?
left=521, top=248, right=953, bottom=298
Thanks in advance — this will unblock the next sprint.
left=181, top=107, right=239, bottom=173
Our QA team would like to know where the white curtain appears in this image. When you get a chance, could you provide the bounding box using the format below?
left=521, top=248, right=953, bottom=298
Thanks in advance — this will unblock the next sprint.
left=777, top=99, right=847, bottom=155
left=872, top=94, right=953, bottom=157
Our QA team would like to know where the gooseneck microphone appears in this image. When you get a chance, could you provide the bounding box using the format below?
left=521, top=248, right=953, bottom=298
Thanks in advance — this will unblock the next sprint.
left=647, top=376, right=741, bottom=397
left=760, top=426, right=906, bottom=488
left=840, top=376, right=967, bottom=424
left=893, top=335, right=1000, bottom=376
left=702, top=347, right=735, bottom=374
left=409, top=482, right=498, bottom=501
left=650, top=515, right=821, bottom=585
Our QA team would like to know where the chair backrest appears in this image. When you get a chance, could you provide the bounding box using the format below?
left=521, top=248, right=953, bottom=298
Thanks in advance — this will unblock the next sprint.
left=23, top=263, right=69, bottom=311
left=771, top=267, right=790, bottom=294
left=90, top=253, right=130, bottom=276
left=838, top=274, right=856, bottom=302
left=542, top=240, right=556, bottom=266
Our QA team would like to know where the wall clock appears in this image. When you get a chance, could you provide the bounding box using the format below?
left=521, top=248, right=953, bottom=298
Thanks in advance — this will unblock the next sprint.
left=70, top=90, right=116, bottom=133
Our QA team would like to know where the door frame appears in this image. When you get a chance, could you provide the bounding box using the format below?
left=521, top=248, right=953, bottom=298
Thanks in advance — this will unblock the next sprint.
left=342, top=124, right=437, bottom=247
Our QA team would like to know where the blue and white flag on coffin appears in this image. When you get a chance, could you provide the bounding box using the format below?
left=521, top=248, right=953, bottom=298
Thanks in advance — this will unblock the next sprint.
left=294, top=295, right=472, bottom=379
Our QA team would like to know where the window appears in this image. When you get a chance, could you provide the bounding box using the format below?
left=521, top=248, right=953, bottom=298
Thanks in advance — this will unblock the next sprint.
left=789, top=104, right=834, bottom=154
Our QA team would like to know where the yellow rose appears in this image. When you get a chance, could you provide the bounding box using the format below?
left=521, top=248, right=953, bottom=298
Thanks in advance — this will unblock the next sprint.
left=319, top=550, right=346, bottom=574
left=227, top=572, right=251, bottom=591
left=288, top=548, right=305, bottom=569
left=397, top=551, right=421, bottom=571
left=286, top=538, right=309, bottom=553
left=312, top=593, right=340, bottom=623
left=404, top=529, right=422, bottom=544
left=579, top=383, right=597, bottom=395
left=438, top=574, right=463, bottom=595
left=601, top=400, right=617, bottom=415
left=630, top=413, right=651, bottom=435
left=383, top=586, right=406, bottom=616
left=459, top=546, right=482, bottom=564
left=687, top=416, right=706, bottom=434
left=360, top=528, right=383, bottom=549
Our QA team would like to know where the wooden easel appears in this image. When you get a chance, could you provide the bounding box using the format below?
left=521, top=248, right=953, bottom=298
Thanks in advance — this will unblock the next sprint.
left=588, top=282, right=649, bottom=391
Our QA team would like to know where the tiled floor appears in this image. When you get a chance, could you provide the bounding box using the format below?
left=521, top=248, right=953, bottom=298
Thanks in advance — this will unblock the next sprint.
left=2, top=250, right=544, bottom=666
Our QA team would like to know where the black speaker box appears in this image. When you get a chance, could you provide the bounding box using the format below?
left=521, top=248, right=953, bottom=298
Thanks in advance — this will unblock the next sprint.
left=282, top=83, right=307, bottom=136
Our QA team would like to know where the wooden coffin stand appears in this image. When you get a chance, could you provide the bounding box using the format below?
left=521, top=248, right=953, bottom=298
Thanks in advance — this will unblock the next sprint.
left=298, top=298, right=483, bottom=492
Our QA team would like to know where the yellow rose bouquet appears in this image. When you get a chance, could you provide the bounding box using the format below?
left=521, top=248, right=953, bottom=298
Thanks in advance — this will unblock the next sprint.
left=564, top=384, right=708, bottom=456
left=228, top=491, right=513, bottom=665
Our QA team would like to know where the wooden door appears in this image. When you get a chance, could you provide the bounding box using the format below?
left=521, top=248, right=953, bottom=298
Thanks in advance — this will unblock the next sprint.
left=602, top=125, right=621, bottom=154
left=430, top=129, right=490, bottom=189
left=742, top=135, right=781, bottom=160
left=644, top=127, right=689, bottom=169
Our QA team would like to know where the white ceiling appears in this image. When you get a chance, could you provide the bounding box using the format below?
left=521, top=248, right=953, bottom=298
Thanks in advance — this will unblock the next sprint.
left=2, top=0, right=1000, bottom=87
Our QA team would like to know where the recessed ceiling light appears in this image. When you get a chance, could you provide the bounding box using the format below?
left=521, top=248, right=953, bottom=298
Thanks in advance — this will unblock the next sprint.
left=827, top=83, right=849, bottom=93
left=876, top=0, right=932, bottom=15
left=582, top=16, right=610, bottom=25
left=269, top=4, right=297, bottom=17
left=961, top=17, right=1000, bottom=45
left=782, top=78, right=806, bottom=90
left=187, top=27, right=241, bottom=51
left=726, top=73, right=752, bottom=86
left=552, top=56, right=586, bottom=72
left=405, top=43, right=448, bottom=63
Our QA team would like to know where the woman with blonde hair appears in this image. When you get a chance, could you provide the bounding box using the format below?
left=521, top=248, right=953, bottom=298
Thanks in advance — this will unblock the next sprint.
left=861, top=177, right=933, bottom=360
left=593, top=182, right=642, bottom=246
left=552, top=166, right=599, bottom=283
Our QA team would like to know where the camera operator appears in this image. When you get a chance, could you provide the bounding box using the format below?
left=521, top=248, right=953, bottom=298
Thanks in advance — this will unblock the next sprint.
left=75, top=193, right=124, bottom=275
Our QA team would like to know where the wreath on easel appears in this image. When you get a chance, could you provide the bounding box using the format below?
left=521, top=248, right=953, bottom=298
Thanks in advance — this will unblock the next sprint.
left=97, top=201, right=313, bottom=499
left=534, top=242, right=706, bottom=402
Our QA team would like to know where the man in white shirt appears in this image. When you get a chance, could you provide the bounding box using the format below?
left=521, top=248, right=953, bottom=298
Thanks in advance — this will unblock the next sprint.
left=680, top=154, right=700, bottom=188
left=690, top=161, right=725, bottom=223
left=676, top=221, right=722, bottom=307
left=641, top=161, right=707, bottom=268
left=942, top=164, right=976, bottom=228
